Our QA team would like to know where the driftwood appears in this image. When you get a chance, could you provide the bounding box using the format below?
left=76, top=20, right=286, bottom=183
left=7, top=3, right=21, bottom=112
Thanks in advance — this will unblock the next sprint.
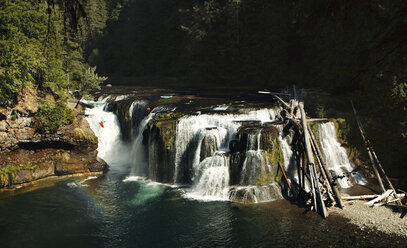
left=343, top=200, right=356, bottom=205
left=307, top=125, right=344, bottom=209
left=307, top=118, right=329, bottom=122
left=299, top=102, right=328, bottom=218
left=373, top=198, right=401, bottom=208
left=351, top=101, right=386, bottom=193
left=342, top=193, right=405, bottom=200
left=351, top=101, right=401, bottom=205
left=365, top=190, right=393, bottom=206
left=278, top=162, right=292, bottom=192
left=258, top=91, right=292, bottom=110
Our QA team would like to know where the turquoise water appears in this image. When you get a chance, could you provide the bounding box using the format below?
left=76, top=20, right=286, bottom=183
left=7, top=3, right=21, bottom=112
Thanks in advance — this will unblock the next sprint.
left=0, top=167, right=405, bottom=248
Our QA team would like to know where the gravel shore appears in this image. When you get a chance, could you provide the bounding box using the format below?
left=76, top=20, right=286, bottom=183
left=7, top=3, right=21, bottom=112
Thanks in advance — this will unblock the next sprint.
left=330, top=200, right=407, bottom=238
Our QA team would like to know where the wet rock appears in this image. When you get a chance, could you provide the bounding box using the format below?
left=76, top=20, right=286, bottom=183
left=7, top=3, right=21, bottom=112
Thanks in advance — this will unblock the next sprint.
left=229, top=140, right=239, bottom=153
left=147, top=120, right=176, bottom=183
left=31, top=162, right=55, bottom=179
left=200, top=135, right=217, bottom=162
left=14, top=170, right=32, bottom=184
left=229, top=152, right=245, bottom=185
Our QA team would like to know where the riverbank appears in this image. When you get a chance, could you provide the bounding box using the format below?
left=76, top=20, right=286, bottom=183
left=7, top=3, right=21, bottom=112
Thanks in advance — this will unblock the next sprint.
left=331, top=200, right=407, bottom=238
left=0, top=171, right=103, bottom=193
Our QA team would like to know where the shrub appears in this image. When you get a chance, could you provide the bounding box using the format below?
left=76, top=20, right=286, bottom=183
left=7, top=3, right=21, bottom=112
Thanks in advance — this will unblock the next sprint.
left=34, top=100, right=75, bottom=133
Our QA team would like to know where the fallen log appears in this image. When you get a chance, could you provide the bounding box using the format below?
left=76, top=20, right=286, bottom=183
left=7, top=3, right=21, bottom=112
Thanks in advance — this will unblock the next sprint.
left=307, top=118, right=329, bottom=122
left=351, top=101, right=386, bottom=193
left=299, top=101, right=328, bottom=218
left=258, top=91, right=292, bottom=110
left=373, top=198, right=401, bottom=208
left=366, top=189, right=393, bottom=206
left=342, top=193, right=405, bottom=200
left=307, top=125, right=344, bottom=209
left=278, top=162, right=292, bottom=192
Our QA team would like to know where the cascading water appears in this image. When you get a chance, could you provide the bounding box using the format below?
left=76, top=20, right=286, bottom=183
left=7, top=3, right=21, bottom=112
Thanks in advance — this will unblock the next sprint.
left=187, top=151, right=231, bottom=201
left=129, top=100, right=148, bottom=137
left=174, top=109, right=278, bottom=184
left=130, top=106, right=169, bottom=177
left=318, top=122, right=367, bottom=188
left=84, top=97, right=304, bottom=202
left=230, top=130, right=283, bottom=203
left=239, top=150, right=272, bottom=185
left=84, top=99, right=130, bottom=166
left=177, top=108, right=284, bottom=201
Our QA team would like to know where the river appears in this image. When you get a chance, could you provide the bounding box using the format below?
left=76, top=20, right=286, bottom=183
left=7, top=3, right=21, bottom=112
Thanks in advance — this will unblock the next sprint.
left=0, top=88, right=405, bottom=247
left=0, top=165, right=405, bottom=248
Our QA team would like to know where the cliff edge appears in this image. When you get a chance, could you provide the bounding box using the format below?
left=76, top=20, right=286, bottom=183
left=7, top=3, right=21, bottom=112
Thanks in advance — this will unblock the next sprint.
left=0, top=87, right=107, bottom=189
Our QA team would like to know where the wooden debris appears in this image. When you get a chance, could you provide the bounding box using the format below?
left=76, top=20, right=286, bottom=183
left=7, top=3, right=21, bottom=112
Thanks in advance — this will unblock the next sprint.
left=342, top=193, right=405, bottom=200
left=373, top=198, right=401, bottom=208
left=343, top=200, right=356, bottom=205
left=299, top=101, right=328, bottom=218
left=351, top=101, right=402, bottom=205
left=278, top=162, right=292, bottom=191
left=365, top=190, right=393, bottom=206
left=307, top=118, right=329, bottom=122
left=261, top=87, right=405, bottom=217
left=307, top=124, right=344, bottom=209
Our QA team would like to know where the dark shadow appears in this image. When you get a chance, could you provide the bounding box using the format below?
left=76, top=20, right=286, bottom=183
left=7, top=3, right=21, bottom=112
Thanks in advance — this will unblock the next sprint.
left=18, top=141, right=74, bottom=150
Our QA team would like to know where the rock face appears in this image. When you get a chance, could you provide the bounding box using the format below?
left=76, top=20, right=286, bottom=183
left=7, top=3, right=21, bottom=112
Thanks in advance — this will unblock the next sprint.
left=0, top=88, right=107, bottom=189
left=146, top=113, right=178, bottom=183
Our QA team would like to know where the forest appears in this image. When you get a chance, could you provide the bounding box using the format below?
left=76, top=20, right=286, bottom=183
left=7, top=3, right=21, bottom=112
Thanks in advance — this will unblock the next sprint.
left=0, top=0, right=406, bottom=184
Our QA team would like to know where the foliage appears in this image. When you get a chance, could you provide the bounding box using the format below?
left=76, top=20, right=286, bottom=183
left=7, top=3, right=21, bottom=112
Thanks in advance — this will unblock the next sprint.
left=73, top=128, right=98, bottom=144
left=70, top=66, right=107, bottom=99
left=0, top=164, right=20, bottom=187
left=34, top=101, right=75, bottom=133
left=0, top=0, right=107, bottom=105
left=0, top=0, right=48, bottom=103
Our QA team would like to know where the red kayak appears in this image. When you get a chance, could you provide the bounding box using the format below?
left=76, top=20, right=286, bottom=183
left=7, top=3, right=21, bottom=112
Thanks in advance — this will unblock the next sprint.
left=99, top=122, right=104, bottom=128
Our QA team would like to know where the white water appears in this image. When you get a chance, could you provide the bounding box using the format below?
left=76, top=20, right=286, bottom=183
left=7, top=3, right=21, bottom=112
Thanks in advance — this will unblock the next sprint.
left=84, top=100, right=130, bottom=166
left=128, top=100, right=147, bottom=137
left=240, top=150, right=272, bottom=185
left=318, top=122, right=367, bottom=188
left=229, top=183, right=282, bottom=203
left=174, top=108, right=279, bottom=184
left=178, top=108, right=282, bottom=202
left=84, top=100, right=288, bottom=202
left=186, top=152, right=231, bottom=201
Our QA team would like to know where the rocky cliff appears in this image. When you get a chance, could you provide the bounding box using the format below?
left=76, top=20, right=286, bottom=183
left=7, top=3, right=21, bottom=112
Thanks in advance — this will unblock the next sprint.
left=0, top=87, right=106, bottom=189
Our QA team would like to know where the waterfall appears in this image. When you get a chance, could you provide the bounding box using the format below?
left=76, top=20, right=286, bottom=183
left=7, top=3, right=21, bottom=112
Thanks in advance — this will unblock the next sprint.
left=176, top=108, right=287, bottom=202
left=84, top=99, right=286, bottom=202
left=174, top=109, right=278, bottom=184
left=129, top=100, right=148, bottom=137
left=84, top=100, right=129, bottom=166
left=130, top=106, right=169, bottom=177
left=186, top=152, right=230, bottom=201
left=318, top=122, right=367, bottom=188
left=279, top=132, right=299, bottom=185
left=239, top=150, right=272, bottom=185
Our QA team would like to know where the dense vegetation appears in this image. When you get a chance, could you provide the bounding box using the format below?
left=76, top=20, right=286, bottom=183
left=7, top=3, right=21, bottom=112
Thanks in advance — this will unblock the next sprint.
left=0, top=1, right=405, bottom=184
left=33, top=100, right=75, bottom=133
left=0, top=0, right=105, bottom=106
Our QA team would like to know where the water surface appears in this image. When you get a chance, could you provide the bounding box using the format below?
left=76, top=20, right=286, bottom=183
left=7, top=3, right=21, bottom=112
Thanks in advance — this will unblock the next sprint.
left=0, top=167, right=405, bottom=248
